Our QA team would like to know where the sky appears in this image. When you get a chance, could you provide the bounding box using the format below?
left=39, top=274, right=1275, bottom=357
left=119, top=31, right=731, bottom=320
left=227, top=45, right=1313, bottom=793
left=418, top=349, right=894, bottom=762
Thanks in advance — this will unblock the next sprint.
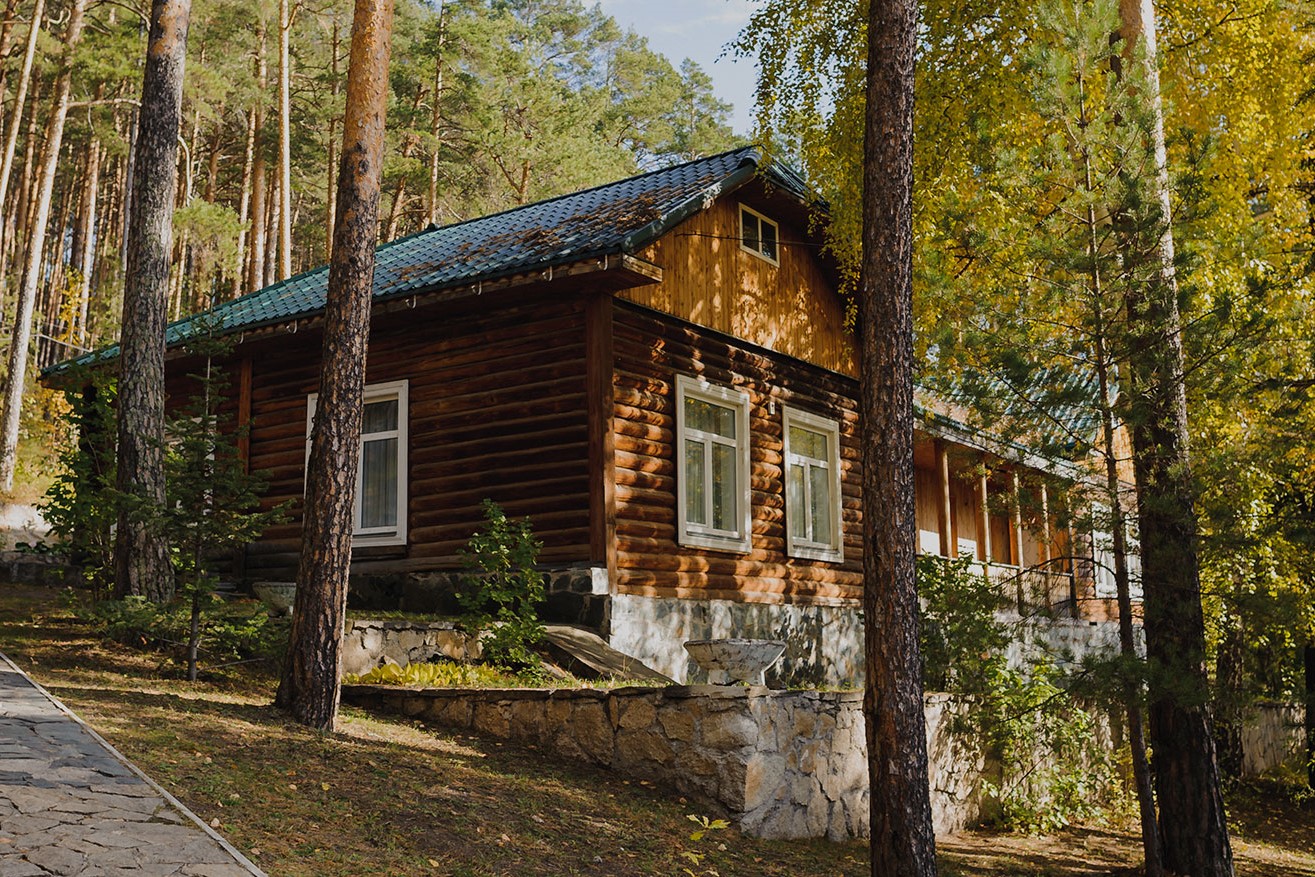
left=596, top=0, right=760, bottom=137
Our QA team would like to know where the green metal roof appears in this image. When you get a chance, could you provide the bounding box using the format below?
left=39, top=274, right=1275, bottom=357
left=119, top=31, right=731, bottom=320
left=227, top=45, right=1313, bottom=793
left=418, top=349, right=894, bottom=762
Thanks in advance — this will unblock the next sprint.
left=50, top=147, right=811, bottom=375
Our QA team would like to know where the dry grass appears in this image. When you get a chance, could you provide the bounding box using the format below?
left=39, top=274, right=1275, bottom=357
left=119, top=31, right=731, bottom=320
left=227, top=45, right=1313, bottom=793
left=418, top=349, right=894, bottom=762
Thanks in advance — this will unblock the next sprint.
left=2, top=583, right=1312, bottom=876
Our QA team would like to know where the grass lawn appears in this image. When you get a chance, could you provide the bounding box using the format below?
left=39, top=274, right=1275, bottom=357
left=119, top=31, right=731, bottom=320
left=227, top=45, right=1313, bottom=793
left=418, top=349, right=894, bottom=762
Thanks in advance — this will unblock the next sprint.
left=2, top=583, right=1312, bottom=877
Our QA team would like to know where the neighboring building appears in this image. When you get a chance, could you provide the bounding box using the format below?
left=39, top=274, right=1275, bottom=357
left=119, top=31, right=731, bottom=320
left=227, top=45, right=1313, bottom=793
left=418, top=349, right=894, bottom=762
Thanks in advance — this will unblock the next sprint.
left=51, top=147, right=1125, bottom=686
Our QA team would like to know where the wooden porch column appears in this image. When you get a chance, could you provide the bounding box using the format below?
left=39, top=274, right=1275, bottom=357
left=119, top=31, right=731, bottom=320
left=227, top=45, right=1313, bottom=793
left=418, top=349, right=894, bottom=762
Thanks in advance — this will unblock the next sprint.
left=936, top=440, right=954, bottom=557
left=977, top=467, right=991, bottom=566
left=585, top=294, right=617, bottom=591
left=1038, top=481, right=1051, bottom=565
left=1011, top=470, right=1026, bottom=612
left=1010, top=470, right=1025, bottom=566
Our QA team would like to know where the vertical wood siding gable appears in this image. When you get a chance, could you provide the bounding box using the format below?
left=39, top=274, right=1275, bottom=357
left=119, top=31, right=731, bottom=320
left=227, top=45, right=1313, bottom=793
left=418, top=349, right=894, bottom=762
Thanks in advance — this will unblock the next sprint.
left=620, top=196, right=856, bottom=378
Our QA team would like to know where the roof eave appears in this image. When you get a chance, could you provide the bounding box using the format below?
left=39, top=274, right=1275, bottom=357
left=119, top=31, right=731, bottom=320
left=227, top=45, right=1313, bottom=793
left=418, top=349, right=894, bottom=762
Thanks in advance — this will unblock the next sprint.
left=618, top=157, right=761, bottom=254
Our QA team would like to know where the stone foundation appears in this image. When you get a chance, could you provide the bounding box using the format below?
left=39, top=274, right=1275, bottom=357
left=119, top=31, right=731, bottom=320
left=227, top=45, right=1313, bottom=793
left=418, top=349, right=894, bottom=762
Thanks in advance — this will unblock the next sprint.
left=342, top=683, right=982, bottom=839
left=607, top=593, right=1128, bottom=688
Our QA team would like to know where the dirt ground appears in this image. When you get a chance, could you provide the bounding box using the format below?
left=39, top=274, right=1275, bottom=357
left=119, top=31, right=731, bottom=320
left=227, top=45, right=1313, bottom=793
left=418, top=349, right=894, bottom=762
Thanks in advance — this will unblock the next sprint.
left=3, top=583, right=1312, bottom=877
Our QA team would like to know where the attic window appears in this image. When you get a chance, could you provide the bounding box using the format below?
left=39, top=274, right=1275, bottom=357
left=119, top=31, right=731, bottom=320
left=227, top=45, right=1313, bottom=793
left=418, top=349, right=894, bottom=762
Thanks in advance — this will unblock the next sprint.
left=739, top=204, right=779, bottom=264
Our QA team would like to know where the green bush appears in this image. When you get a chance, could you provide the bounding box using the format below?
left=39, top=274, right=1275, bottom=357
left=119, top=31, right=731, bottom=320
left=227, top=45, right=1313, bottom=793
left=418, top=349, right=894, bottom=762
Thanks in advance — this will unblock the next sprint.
left=456, top=499, right=547, bottom=669
left=917, top=555, right=1120, bottom=830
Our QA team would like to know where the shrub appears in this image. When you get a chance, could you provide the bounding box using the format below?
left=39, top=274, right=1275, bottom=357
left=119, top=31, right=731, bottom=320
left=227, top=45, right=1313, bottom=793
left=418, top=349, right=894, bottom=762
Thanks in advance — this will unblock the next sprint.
left=455, top=499, right=547, bottom=669
left=917, top=555, right=1120, bottom=830
left=83, top=597, right=288, bottom=670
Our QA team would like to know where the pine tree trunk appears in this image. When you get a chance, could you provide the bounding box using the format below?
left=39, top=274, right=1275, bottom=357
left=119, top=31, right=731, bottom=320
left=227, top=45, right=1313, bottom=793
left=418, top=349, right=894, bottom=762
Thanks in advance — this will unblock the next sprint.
left=1094, top=326, right=1163, bottom=877
left=114, top=0, right=192, bottom=602
left=75, top=134, right=99, bottom=346
left=0, top=0, right=44, bottom=247
left=0, top=0, right=24, bottom=163
left=246, top=26, right=268, bottom=294
left=274, top=0, right=394, bottom=732
left=859, top=0, right=937, bottom=874
left=1213, top=609, right=1246, bottom=781
left=1116, top=2, right=1235, bottom=874
left=1304, top=644, right=1313, bottom=790
left=119, top=104, right=137, bottom=271
left=427, top=4, right=444, bottom=227
left=233, top=104, right=256, bottom=299
left=0, top=0, right=86, bottom=491
left=325, top=16, right=337, bottom=261
left=277, top=0, right=293, bottom=280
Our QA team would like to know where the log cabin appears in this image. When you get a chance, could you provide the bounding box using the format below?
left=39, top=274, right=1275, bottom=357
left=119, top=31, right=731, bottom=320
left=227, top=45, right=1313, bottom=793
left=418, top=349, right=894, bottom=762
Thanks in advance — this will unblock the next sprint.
left=50, top=147, right=1128, bottom=686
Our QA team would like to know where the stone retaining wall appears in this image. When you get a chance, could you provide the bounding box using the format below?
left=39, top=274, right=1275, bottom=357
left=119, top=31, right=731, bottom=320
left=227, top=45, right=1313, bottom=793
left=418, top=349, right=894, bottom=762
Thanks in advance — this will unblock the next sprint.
left=339, top=620, right=479, bottom=678
left=1242, top=702, right=1307, bottom=778
left=342, top=683, right=981, bottom=839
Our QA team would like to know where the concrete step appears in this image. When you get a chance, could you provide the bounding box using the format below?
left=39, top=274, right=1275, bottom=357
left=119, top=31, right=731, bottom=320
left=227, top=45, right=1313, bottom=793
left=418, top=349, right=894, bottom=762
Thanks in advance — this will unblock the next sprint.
left=541, top=624, right=674, bottom=683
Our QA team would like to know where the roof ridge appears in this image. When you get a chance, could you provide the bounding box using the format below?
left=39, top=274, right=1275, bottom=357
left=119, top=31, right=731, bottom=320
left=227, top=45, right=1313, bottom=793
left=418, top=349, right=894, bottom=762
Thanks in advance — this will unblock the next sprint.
left=422, top=146, right=762, bottom=235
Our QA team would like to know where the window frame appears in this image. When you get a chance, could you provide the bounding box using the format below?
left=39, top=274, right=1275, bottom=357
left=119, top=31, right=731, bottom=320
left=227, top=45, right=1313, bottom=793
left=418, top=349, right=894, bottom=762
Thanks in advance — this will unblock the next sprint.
left=674, top=374, right=752, bottom=553
left=782, top=406, right=844, bottom=562
left=739, top=203, right=780, bottom=265
left=305, top=379, right=409, bottom=547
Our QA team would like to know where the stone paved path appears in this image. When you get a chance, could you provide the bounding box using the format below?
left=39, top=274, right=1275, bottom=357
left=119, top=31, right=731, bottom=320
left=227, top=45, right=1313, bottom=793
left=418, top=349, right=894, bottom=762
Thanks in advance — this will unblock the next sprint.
left=0, top=652, right=265, bottom=876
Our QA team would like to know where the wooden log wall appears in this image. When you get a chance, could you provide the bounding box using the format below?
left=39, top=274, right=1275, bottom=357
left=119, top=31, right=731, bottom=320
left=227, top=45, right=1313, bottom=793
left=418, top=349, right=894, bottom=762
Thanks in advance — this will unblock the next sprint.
left=611, top=300, right=864, bottom=605
left=233, top=294, right=592, bottom=581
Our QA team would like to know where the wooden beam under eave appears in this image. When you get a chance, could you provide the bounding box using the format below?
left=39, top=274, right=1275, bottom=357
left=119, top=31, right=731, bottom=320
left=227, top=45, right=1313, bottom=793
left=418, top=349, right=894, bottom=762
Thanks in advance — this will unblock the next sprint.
left=585, top=293, right=617, bottom=593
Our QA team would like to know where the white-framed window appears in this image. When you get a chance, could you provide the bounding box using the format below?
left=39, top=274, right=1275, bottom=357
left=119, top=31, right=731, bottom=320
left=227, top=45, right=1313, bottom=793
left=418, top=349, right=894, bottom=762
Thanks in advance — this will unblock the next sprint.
left=739, top=203, right=779, bottom=264
left=675, top=375, right=752, bottom=552
left=306, top=379, right=408, bottom=547
left=782, top=406, right=843, bottom=562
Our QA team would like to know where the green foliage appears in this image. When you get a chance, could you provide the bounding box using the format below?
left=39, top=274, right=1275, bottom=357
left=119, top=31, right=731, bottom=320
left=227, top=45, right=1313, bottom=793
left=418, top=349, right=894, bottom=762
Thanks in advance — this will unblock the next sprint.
left=39, top=371, right=117, bottom=597
left=83, top=596, right=288, bottom=668
left=160, top=329, right=289, bottom=679
left=917, top=556, right=1120, bottom=831
left=161, top=336, right=287, bottom=598
left=918, top=555, right=1010, bottom=693
left=343, top=660, right=520, bottom=688
left=456, top=499, right=547, bottom=669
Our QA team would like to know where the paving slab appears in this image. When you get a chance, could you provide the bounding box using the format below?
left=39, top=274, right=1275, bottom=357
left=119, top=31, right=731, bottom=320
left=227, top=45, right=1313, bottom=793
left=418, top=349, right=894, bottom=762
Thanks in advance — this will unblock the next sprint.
left=0, top=652, right=265, bottom=876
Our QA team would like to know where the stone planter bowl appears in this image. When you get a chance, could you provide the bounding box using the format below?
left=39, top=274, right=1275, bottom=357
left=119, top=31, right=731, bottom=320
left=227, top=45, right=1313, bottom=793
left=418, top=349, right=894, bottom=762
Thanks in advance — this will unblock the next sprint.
left=253, top=581, right=296, bottom=616
left=683, top=638, right=787, bottom=685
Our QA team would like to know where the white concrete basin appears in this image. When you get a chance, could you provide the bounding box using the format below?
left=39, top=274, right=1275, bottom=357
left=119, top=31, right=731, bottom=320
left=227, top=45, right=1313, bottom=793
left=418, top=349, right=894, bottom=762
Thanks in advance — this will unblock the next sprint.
left=683, top=638, right=786, bottom=685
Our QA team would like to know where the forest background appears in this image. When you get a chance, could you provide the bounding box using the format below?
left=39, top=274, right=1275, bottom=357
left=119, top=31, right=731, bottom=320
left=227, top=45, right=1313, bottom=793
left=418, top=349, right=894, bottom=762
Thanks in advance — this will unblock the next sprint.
left=0, top=0, right=1312, bottom=722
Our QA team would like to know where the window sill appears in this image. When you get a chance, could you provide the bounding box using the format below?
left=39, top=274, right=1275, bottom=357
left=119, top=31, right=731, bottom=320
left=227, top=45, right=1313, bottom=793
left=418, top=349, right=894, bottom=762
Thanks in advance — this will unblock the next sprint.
left=787, top=545, right=844, bottom=564
left=678, top=531, right=751, bottom=554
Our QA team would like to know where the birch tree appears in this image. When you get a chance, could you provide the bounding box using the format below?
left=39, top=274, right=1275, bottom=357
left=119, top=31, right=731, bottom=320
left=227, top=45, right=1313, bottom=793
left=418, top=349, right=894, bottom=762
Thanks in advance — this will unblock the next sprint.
left=275, top=0, right=394, bottom=731
left=0, top=0, right=84, bottom=491
left=114, top=0, right=192, bottom=601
